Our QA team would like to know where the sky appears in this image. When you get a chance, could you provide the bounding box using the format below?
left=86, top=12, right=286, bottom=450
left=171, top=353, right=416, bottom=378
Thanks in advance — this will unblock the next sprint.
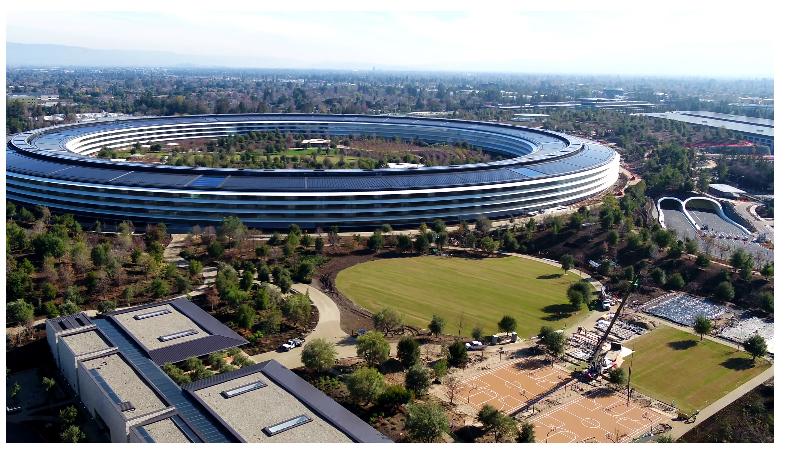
left=5, top=1, right=777, bottom=77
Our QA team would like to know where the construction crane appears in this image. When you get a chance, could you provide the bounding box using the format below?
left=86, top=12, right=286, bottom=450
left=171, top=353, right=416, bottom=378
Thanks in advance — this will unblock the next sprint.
left=585, top=276, right=639, bottom=379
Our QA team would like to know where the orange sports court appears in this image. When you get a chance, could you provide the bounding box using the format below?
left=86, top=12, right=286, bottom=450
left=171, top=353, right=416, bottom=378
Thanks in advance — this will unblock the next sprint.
left=455, top=359, right=674, bottom=443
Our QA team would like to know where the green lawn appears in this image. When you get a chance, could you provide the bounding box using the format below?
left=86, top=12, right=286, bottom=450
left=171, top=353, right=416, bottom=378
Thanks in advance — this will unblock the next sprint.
left=336, top=255, right=591, bottom=337
left=628, top=325, right=770, bottom=413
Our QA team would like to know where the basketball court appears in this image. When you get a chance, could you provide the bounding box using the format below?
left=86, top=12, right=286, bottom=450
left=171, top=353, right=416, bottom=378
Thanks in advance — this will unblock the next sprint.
left=532, top=388, right=673, bottom=443
left=455, top=360, right=571, bottom=414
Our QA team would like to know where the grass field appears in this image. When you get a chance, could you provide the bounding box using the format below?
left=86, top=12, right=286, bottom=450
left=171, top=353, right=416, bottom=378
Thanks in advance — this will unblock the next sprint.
left=336, top=255, right=591, bottom=337
left=628, top=325, right=770, bottom=413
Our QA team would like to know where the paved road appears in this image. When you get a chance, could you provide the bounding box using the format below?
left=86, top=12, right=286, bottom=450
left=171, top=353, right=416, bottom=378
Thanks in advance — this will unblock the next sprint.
left=686, top=208, right=747, bottom=236
left=662, top=207, right=772, bottom=267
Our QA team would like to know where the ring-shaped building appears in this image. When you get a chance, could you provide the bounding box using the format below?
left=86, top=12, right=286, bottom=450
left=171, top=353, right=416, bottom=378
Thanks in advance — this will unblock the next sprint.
left=6, top=114, right=620, bottom=230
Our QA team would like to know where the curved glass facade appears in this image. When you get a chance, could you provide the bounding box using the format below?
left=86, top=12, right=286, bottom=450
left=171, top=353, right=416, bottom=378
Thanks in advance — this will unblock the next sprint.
left=6, top=114, right=620, bottom=230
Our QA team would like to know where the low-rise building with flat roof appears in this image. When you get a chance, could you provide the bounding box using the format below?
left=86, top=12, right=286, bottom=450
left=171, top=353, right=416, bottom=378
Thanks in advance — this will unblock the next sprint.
left=78, top=351, right=174, bottom=442
left=105, top=297, right=247, bottom=365
left=185, top=361, right=390, bottom=443
left=46, top=300, right=392, bottom=443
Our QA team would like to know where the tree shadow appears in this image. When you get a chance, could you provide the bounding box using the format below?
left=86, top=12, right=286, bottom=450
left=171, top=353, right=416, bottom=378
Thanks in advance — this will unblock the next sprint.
left=542, top=303, right=574, bottom=321
left=668, top=340, right=698, bottom=350
left=721, top=357, right=756, bottom=371
left=537, top=273, right=562, bottom=280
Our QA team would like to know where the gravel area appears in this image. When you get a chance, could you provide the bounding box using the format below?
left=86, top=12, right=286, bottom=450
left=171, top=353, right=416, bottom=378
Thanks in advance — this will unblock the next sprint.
left=83, top=353, right=168, bottom=419
left=112, top=304, right=206, bottom=351
left=62, top=330, right=111, bottom=355
left=140, top=417, right=191, bottom=443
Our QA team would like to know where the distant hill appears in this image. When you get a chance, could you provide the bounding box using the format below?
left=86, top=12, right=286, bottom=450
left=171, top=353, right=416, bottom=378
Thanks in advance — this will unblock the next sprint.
left=6, top=42, right=206, bottom=67
left=5, top=42, right=316, bottom=69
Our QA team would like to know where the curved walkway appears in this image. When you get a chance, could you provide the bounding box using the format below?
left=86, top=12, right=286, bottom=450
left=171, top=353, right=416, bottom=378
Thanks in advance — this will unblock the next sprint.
left=251, top=284, right=356, bottom=368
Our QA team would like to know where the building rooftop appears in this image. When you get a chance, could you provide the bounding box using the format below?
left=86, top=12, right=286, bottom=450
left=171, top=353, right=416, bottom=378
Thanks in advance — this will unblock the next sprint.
left=106, top=298, right=247, bottom=365
left=131, top=411, right=203, bottom=443
left=48, top=312, right=93, bottom=332
left=112, top=303, right=207, bottom=351
left=709, top=183, right=747, bottom=194
left=185, top=361, right=390, bottom=443
left=190, top=371, right=351, bottom=443
left=61, top=329, right=112, bottom=356
left=81, top=352, right=169, bottom=420
left=638, top=111, right=774, bottom=137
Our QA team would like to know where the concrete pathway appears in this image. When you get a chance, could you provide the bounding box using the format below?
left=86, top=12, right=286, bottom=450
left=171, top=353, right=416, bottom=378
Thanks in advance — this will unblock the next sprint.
left=163, top=233, right=189, bottom=268
left=250, top=284, right=357, bottom=368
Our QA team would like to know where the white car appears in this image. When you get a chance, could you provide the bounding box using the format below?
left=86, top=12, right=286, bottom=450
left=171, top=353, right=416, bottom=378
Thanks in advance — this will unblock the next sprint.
left=465, top=341, right=484, bottom=350
left=279, top=342, right=295, bottom=352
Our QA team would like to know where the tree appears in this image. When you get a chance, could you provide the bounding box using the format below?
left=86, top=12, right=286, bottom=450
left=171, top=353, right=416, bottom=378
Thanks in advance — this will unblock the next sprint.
left=240, top=270, right=255, bottom=291
left=397, top=235, right=413, bottom=253
left=497, top=315, right=517, bottom=335
left=666, top=272, right=685, bottom=290
left=376, top=384, right=412, bottom=412
left=373, top=307, right=404, bottom=335
left=8, top=299, right=35, bottom=325
left=405, top=364, right=432, bottom=397
left=479, top=236, right=499, bottom=255
left=207, top=240, right=225, bottom=258
left=471, top=325, right=484, bottom=340
left=219, top=216, right=248, bottom=246
left=405, top=401, right=450, bottom=443
left=60, top=425, right=85, bottom=443
left=714, top=281, right=735, bottom=302
left=414, top=234, right=430, bottom=254
left=696, top=253, right=711, bottom=268
left=301, top=338, right=337, bottom=373
left=283, top=294, right=312, bottom=328
left=477, top=404, right=518, bottom=442
left=760, top=263, right=774, bottom=280
left=59, top=405, right=78, bottom=424
left=345, top=367, right=385, bottom=405
left=693, top=316, right=712, bottom=341
left=444, top=374, right=461, bottom=405
left=356, top=331, right=390, bottom=366
left=559, top=254, right=574, bottom=274
left=651, top=268, right=666, bottom=287
left=397, top=336, right=421, bottom=368
left=428, top=315, right=445, bottom=336
left=542, top=329, right=566, bottom=364
left=432, top=358, right=448, bottom=381
left=608, top=367, right=626, bottom=385
left=42, top=376, right=56, bottom=392
left=150, top=278, right=170, bottom=298
left=447, top=340, right=469, bottom=367
left=517, top=422, right=536, bottom=443
left=235, top=303, right=255, bottom=329
left=756, top=291, right=774, bottom=314
left=567, top=288, right=585, bottom=311
left=97, top=300, right=117, bottom=314
left=743, top=335, right=768, bottom=362
left=367, top=230, right=385, bottom=252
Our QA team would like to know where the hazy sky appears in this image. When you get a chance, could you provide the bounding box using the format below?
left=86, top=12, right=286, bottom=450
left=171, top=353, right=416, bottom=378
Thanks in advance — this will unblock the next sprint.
left=6, top=3, right=776, bottom=77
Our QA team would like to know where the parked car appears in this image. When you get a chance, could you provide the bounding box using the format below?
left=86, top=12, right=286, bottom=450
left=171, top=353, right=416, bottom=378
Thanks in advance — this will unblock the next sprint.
left=279, top=342, right=295, bottom=352
left=289, top=338, right=304, bottom=347
left=465, top=341, right=485, bottom=351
